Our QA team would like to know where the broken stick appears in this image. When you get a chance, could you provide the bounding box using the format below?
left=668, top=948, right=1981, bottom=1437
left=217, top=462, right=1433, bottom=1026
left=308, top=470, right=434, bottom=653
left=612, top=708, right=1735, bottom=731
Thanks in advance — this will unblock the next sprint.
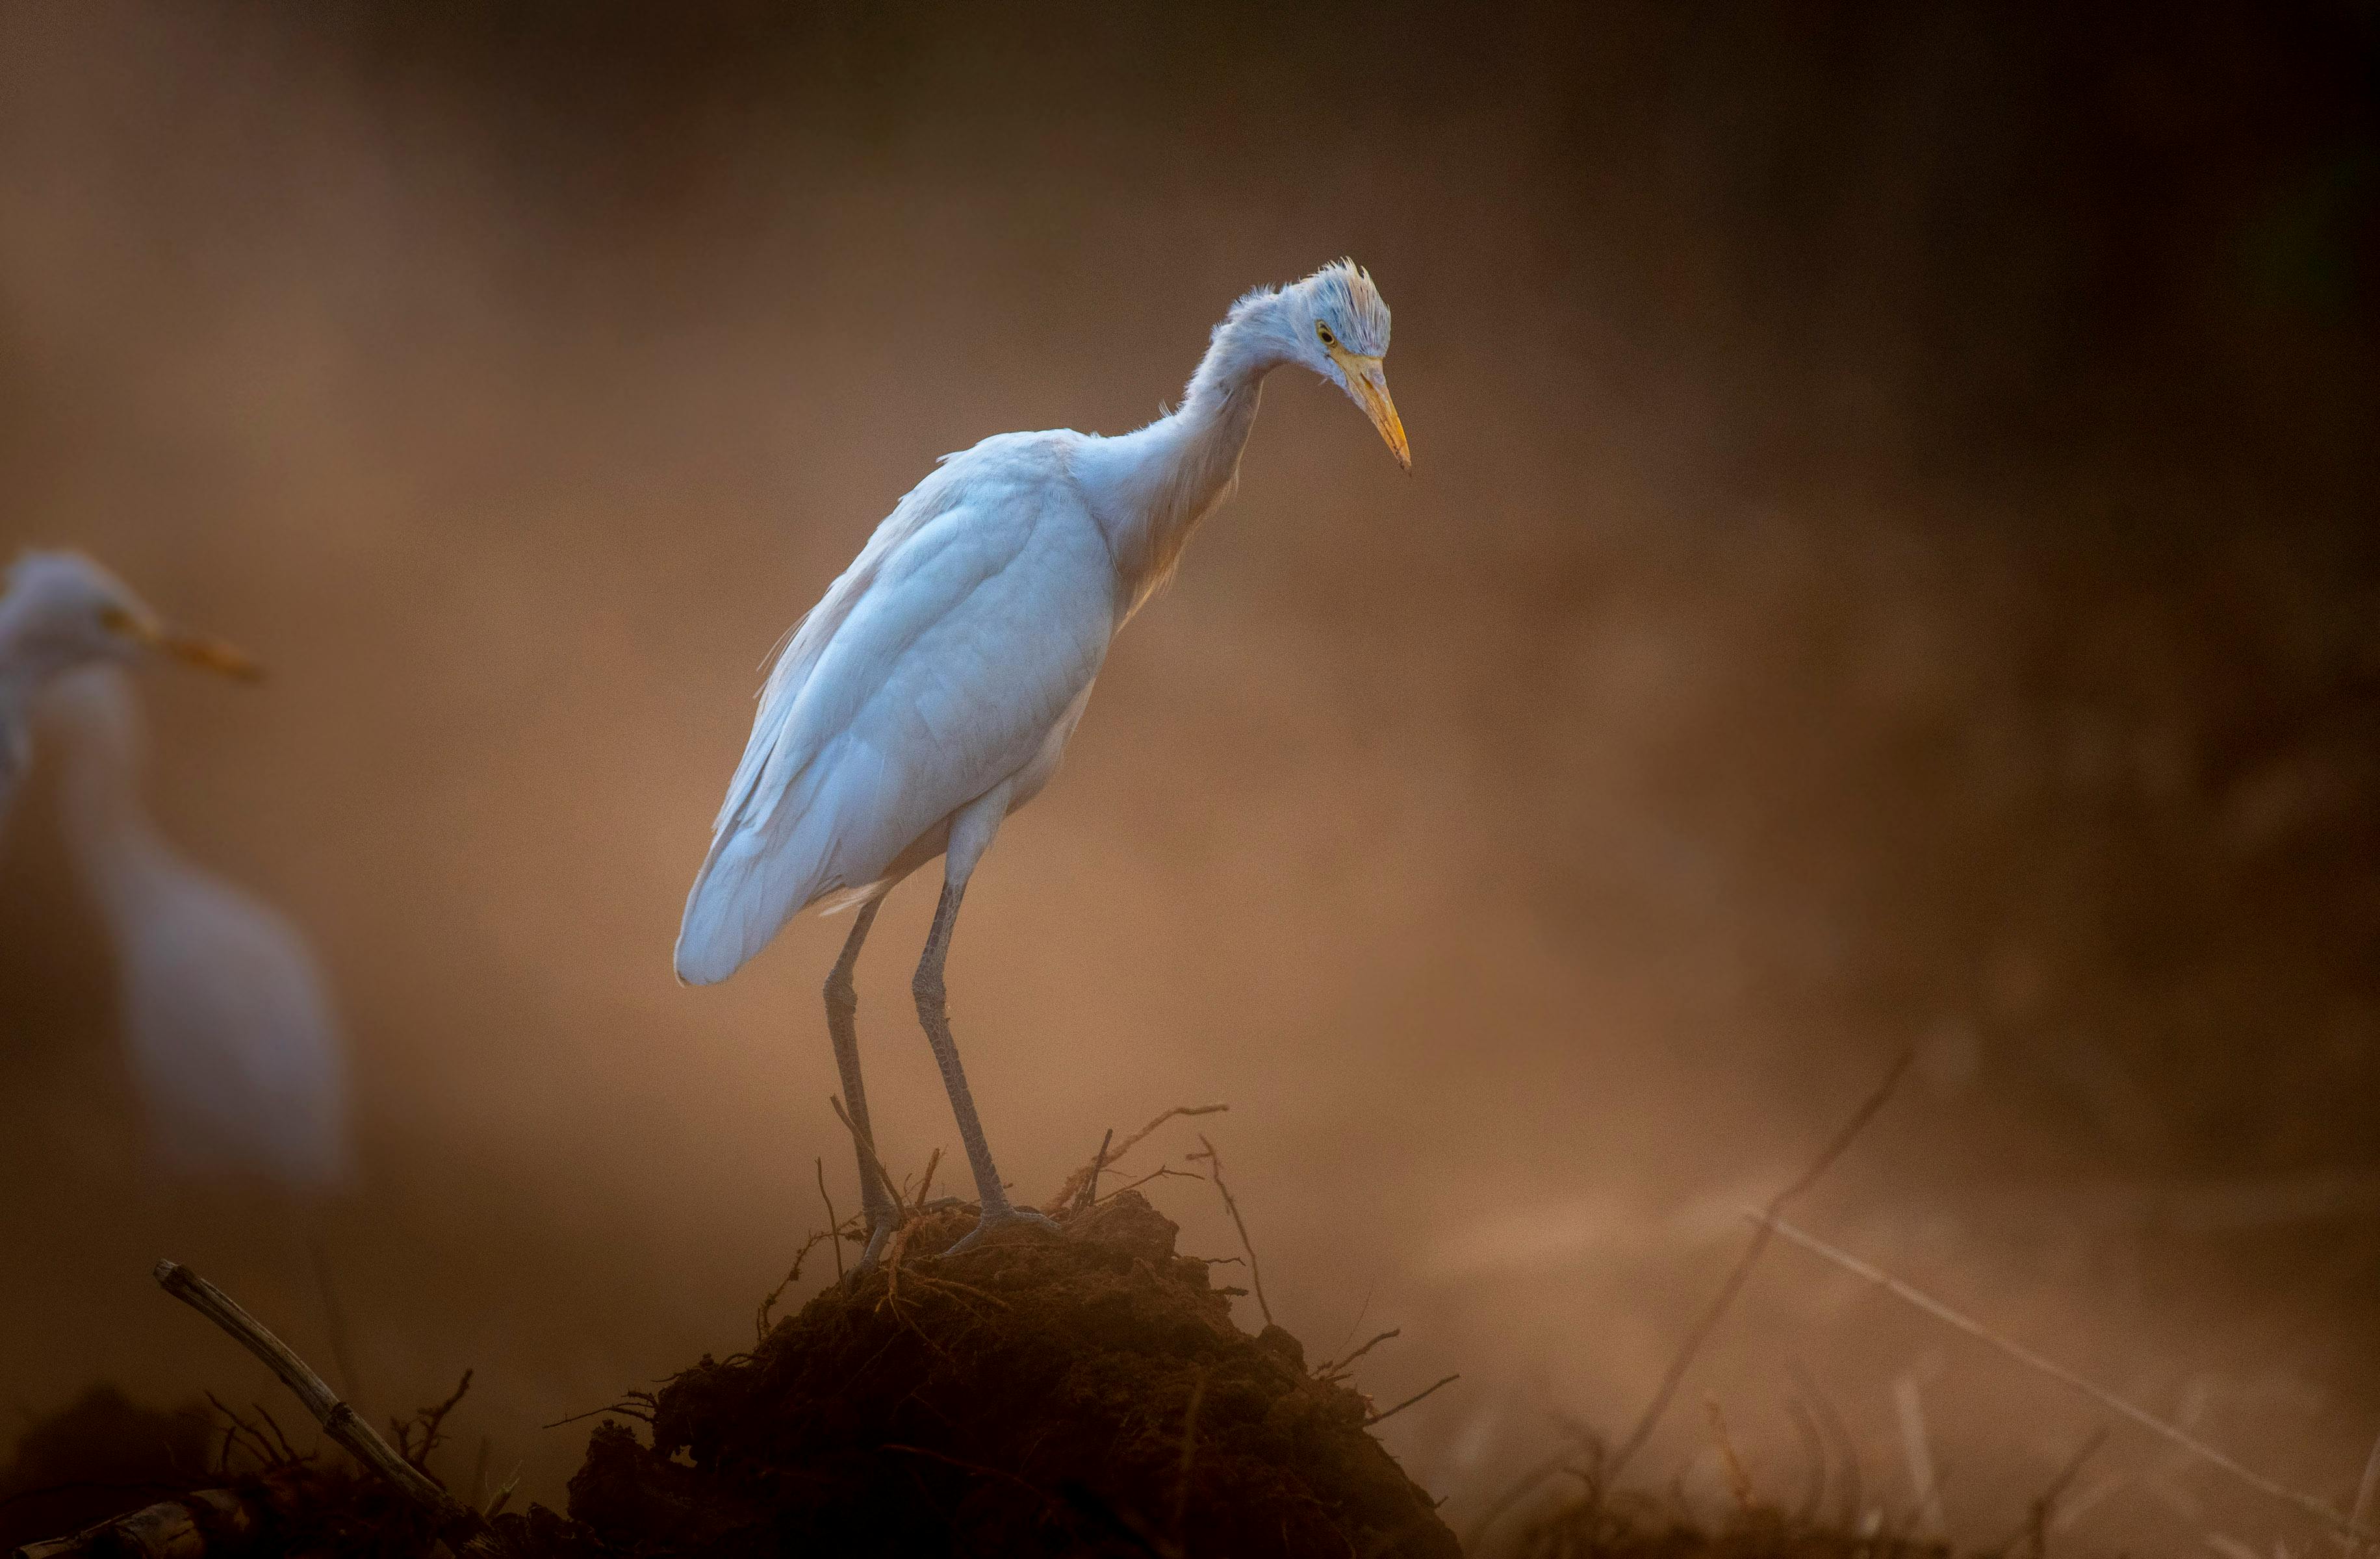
left=152, top=1260, right=474, bottom=1532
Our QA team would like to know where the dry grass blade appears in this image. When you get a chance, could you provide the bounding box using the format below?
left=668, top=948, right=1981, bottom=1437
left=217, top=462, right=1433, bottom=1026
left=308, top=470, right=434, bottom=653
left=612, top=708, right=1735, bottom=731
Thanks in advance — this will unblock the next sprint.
left=1991, top=1426, right=2106, bottom=1558
left=1188, top=1134, right=1270, bottom=1326
left=1756, top=1211, right=2377, bottom=1545
left=485, top=1461, right=523, bottom=1519
left=1042, top=1104, right=1229, bottom=1215
left=1465, top=1048, right=1912, bottom=1551
left=1704, top=1395, right=1755, bottom=1512
left=1893, top=1370, right=1947, bottom=1536
left=1612, top=1047, right=1913, bottom=1478
left=2347, top=1426, right=2380, bottom=1559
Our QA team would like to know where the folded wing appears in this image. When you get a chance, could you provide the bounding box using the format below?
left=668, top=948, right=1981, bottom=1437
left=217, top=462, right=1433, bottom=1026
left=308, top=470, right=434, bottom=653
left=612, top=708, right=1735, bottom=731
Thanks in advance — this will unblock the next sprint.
left=674, top=438, right=1112, bottom=985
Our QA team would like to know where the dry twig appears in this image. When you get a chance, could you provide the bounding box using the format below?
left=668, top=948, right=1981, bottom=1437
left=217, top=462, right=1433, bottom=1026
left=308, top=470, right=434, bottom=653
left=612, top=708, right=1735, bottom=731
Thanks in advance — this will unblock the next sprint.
left=1318, top=1329, right=1401, bottom=1384
left=154, top=1261, right=461, bottom=1521
left=1077, top=1128, right=1116, bottom=1213
left=817, top=1156, right=845, bottom=1284
left=1756, top=1211, right=2377, bottom=1546
left=150, top=1260, right=498, bottom=1556
left=1615, top=1048, right=1913, bottom=1478
left=1366, top=1374, right=1459, bottom=1428
left=1042, top=1104, right=1229, bottom=1215
left=758, top=1221, right=862, bottom=1342
left=830, top=1094, right=904, bottom=1224
left=394, top=1370, right=472, bottom=1471
left=1100, top=1165, right=1199, bottom=1202
left=1188, top=1134, right=1271, bottom=1326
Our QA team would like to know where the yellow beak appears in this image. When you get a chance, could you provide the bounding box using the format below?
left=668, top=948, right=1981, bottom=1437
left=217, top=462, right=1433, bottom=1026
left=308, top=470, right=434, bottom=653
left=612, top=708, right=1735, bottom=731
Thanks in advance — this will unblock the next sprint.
left=160, top=629, right=266, bottom=681
left=103, top=605, right=265, bottom=681
left=1331, top=348, right=1411, bottom=472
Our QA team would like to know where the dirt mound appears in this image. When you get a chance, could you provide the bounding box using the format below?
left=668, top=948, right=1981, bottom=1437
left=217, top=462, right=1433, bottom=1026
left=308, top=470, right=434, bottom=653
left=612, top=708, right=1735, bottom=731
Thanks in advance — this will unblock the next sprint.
left=0, top=1386, right=210, bottom=1551
left=555, top=1189, right=1459, bottom=1558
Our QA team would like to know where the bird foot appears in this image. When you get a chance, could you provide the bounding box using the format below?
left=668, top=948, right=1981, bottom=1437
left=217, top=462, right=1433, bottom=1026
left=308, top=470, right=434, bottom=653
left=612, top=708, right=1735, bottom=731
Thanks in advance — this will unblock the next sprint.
left=845, top=1216, right=902, bottom=1284
left=943, top=1204, right=1060, bottom=1256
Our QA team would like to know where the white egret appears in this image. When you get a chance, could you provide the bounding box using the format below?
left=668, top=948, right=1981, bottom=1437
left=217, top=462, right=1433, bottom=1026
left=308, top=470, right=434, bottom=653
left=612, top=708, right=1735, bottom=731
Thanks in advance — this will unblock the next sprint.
left=40, top=666, right=350, bottom=1191
left=0, top=550, right=260, bottom=836
left=676, top=259, right=1409, bottom=1260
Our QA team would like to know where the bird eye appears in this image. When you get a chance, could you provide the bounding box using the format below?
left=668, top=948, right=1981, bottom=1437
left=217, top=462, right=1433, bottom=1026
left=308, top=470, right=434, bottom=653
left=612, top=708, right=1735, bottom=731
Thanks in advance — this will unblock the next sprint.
left=1315, top=322, right=1337, bottom=347
left=96, top=603, right=138, bottom=635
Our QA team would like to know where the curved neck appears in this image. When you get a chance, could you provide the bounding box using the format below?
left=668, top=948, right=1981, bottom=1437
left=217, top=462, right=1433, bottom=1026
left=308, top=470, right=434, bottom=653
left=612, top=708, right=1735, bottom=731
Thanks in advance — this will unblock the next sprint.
left=51, top=681, right=175, bottom=921
left=1095, top=292, right=1299, bottom=616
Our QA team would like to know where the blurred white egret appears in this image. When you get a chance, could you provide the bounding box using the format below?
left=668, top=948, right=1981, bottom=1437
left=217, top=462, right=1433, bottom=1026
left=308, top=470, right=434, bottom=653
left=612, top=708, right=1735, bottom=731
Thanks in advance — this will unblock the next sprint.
left=40, top=666, right=350, bottom=1191
left=676, top=259, right=1409, bottom=1260
left=0, top=550, right=259, bottom=836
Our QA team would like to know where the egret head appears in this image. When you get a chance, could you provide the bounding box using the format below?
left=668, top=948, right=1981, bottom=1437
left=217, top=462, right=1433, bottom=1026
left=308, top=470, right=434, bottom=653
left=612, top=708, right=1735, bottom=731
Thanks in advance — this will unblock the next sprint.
left=1291, top=259, right=1409, bottom=472
left=0, top=550, right=262, bottom=685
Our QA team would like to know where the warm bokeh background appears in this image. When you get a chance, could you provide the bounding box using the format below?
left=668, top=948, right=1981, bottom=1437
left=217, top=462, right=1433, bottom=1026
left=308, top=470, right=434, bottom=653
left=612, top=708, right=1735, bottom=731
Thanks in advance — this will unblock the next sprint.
left=3, top=3, right=2375, bottom=1551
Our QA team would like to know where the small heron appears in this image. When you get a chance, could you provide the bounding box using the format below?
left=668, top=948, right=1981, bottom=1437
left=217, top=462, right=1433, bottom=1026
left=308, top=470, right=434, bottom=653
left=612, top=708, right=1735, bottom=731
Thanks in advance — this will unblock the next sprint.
left=40, top=666, right=349, bottom=1191
left=0, top=550, right=259, bottom=835
left=0, top=550, right=342, bottom=1190
left=676, top=260, right=1409, bottom=1261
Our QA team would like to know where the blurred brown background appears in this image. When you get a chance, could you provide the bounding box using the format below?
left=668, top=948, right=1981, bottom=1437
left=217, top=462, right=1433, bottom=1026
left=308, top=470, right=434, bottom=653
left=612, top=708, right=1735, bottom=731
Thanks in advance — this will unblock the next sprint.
left=2, top=3, right=2375, bottom=1551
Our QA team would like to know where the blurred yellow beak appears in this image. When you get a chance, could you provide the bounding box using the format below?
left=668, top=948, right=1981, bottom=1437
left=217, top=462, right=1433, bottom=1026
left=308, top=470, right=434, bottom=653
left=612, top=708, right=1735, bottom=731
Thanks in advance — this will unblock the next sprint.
left=161, top=629, right=266, bottom=681
left=102, top=605, right=264, bottom=681
left=1331, top=349, right=1411, bottom=473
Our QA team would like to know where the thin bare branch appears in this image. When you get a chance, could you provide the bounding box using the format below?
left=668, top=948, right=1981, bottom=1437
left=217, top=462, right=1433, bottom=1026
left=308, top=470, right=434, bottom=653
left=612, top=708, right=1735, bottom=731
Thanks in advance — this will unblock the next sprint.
left=1756, top=1211, right=2375, bottom=1545
left=1366, top=1374, right=1459, bottom=1428
left=1043, top=1104, right=1229, bottom=1215
left=1318, top=1328, right=1401, bottom=1383
left=407, top=1371, right=472, bottom=1471
left=1101, top=1165, right=1198, bottom=1202
left=817, top=1157, right=844, bottom=1284
left=912, top=1147, right=943, bottom=1211
left=1466, top=1048, right=1912, bottom=1551
left=1077, top=1128, right=1116, bottom=1214
left=1613, top=1048, right=1913, bottom=1478
left=830, top=1095, right=905, bottom=1224
left=1190, top=1134, right=1270, bottom=1326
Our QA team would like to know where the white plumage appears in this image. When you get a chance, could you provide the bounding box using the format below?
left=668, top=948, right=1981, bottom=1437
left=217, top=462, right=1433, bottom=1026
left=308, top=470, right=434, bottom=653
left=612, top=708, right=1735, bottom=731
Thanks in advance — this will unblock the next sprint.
left=676, top=260, right=1409, bottom=1261
left=677, top=434, right=1113, bottom=982
left=0, top=550, right=259, bottom=836
left=0, top=551, right=341, bottom=1191
left=42, top=666, right=349, bottom=1192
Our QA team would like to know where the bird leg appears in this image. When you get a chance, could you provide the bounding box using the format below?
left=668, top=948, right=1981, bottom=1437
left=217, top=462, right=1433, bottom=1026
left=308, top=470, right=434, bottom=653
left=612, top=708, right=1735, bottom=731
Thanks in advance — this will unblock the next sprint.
left=823, top=898, right=900, bottom=1267
left=911, top=877, right=1057, bottom=1255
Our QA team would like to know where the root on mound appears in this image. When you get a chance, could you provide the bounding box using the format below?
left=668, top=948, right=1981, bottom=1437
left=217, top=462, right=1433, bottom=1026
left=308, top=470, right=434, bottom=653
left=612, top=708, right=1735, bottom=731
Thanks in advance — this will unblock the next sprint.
left=559, top=1190, right=1459, bottom=1559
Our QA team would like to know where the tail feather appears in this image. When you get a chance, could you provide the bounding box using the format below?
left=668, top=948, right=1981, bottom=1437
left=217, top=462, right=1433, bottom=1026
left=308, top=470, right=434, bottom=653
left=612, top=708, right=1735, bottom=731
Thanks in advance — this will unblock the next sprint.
left=674, top=737, right=893, bottom=984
